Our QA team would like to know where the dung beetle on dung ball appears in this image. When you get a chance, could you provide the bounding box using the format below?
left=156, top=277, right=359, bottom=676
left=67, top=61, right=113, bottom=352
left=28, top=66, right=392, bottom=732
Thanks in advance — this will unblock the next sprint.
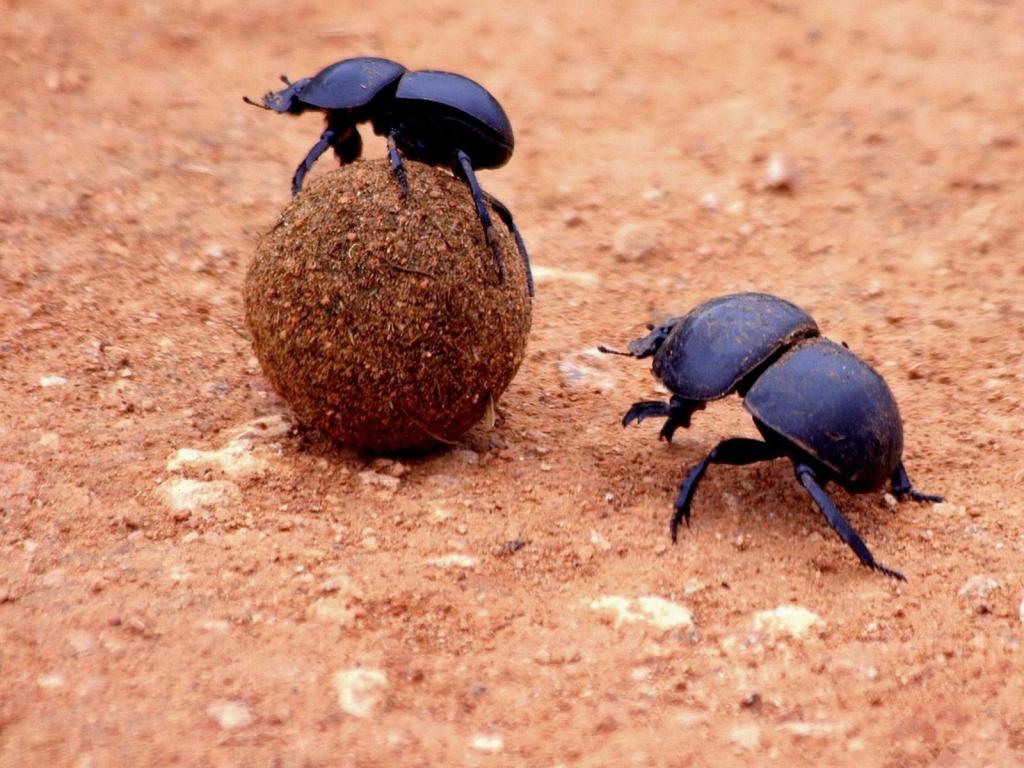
left=600, top=292, right=942, bottom=580
left=244, top=56, right=534, bottom=296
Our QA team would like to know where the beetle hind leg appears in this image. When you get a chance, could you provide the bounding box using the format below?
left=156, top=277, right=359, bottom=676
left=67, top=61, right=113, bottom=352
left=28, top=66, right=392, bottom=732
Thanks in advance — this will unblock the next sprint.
left=671, top=438, right=784, bottom=542
left=795, top=463, right=906, bottom=580
left=890, top=462, right=943, bottom=504
left=485, top=193, right=534, bottom=297
left=386, top=133, right=410, bottom=198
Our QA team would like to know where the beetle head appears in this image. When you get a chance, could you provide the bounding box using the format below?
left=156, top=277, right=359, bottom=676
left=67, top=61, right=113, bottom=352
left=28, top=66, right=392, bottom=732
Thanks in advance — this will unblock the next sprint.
left=243, top=76, right=313, bottom=114
left=626, top=317, right=682, bottom=358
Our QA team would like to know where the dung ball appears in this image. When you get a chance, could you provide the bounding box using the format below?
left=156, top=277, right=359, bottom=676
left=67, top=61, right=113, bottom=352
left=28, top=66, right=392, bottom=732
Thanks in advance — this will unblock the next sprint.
left=244, top=159, right=532, bottom=453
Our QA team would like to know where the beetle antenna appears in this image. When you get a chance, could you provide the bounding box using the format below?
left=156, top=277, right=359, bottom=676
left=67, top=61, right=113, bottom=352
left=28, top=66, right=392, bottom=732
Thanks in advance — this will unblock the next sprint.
left=597, top=345, right=632, bottom=356
left=242, top=95, right=271, bottom=110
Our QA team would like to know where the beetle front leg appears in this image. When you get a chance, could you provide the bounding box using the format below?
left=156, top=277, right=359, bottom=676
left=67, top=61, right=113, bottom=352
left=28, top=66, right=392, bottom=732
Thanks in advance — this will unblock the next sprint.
left=621, top=400, right=672, bottom=428
left=292, top=128, right=336, bottom=196
left=621, top=396, right=703, bottom=442
left=659, top=397, right=705, bottom=442
left=890, top=462, right=943, bottom=503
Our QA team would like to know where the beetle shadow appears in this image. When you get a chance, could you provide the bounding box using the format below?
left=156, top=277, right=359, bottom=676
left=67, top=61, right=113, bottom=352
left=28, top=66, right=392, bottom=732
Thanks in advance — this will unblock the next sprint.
left=289, top=414, right=507, bottom=467
left=672, top=458, right=899, bottom=549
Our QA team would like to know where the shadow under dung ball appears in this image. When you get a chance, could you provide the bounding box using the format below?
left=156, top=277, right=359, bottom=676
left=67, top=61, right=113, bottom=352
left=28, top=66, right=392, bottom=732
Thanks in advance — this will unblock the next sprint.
left=244, top=159, right=532, bottom=453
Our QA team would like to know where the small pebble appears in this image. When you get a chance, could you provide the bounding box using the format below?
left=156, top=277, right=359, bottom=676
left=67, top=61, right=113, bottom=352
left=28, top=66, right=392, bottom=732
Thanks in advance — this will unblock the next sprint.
left=558, top=349, right=617, bottom=392
left=590, top=595, right=694, bottom=631
left=358, top=470, right=401, bottom=491
left=764, top=152, right=799, bottom=192
left=534, top=646, right=582, bottom=665
left=470, top=734, right=505, bottom=754
left=451, top=449, right=479, bottom=466
left=729, top=723, right=761, bottom=751
left=161, top=478, right=242, bottom=513
left=207, top=700, right=254, bottom=730
left=425, top=554, right=478, bottom=569
left=495, top=538, right=527, bottom=557
left=308, top=596, right=363, bottom=627
left=333, top=668, right=388, bottom=718
left=958, top=575, right=1001, bottom=599
left=752, top=605, right=825, bottom=640
left=777, top=721, right=847, bottom=737
left=68, top=631, right=96, bottom=655
left=611, top=221, right=662, bottom=262
left=198, top=619, right=231, bottom=633
left=38, top=673, right=66, bottom=689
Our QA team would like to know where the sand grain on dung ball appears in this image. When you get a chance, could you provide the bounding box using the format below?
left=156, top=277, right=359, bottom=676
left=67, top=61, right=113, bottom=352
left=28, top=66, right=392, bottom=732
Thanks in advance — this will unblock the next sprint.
left=244, top=159, right=532, bottom=452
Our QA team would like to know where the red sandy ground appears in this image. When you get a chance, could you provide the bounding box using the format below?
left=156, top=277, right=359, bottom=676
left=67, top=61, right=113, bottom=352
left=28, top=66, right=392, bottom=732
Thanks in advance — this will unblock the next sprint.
left=2, top=1, right=1023, bottom=765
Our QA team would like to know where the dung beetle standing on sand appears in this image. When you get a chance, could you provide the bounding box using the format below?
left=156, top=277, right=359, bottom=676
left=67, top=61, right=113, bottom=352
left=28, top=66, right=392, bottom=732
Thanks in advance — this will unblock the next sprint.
left=600, top=292, right=942, bottom=580
left=244, top=56, right=534, bottom=296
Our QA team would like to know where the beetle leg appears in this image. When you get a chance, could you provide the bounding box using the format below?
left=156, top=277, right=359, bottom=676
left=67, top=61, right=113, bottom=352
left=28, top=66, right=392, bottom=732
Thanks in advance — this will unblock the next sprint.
left=329, top=125, right=363, bottom=165
left=621, top=397, right=702, bottom=440
left=455, top=149, right=504, bottom=284
left=622, top=400, right=672, bottom=428
left=671, top=438, right=784, bottom=542
left=291, top=128, right=336, bottom=196
left=890, top=462, right=943, bottom=503
left=386, top=133, right=409, bottom=199
left=485, top=193, right=534, bottom=297
left=795, top=463, right=906, bottom=581
left=660, top=397, right=705, bottom=442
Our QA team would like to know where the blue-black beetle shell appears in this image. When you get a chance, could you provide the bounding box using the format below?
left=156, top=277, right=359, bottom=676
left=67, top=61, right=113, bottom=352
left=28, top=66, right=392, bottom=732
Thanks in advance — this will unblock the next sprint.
left=256, top=57, right=406, bottom=114
left=389, top=70, right=514, bottom=169
left=745, top=337, right=904, bottom=491
left=297, top=57, right=407, bottom=110
left=649, top=292, right=819, bottom=401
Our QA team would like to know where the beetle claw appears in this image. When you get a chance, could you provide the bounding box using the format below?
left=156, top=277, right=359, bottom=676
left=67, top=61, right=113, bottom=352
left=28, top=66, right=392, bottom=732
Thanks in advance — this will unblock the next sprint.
left=622, top=400, right=671, bottom=428
left=905, top=490, right=943, bottom=503
left=890, top=462, right=943, bottom=505
left=872, top=562, right=907, bottom=581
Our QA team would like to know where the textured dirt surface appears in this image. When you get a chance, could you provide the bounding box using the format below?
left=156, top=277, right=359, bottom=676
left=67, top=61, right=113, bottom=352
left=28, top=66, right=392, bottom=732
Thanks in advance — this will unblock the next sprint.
left=2, top=1, right=1023, bottom=766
